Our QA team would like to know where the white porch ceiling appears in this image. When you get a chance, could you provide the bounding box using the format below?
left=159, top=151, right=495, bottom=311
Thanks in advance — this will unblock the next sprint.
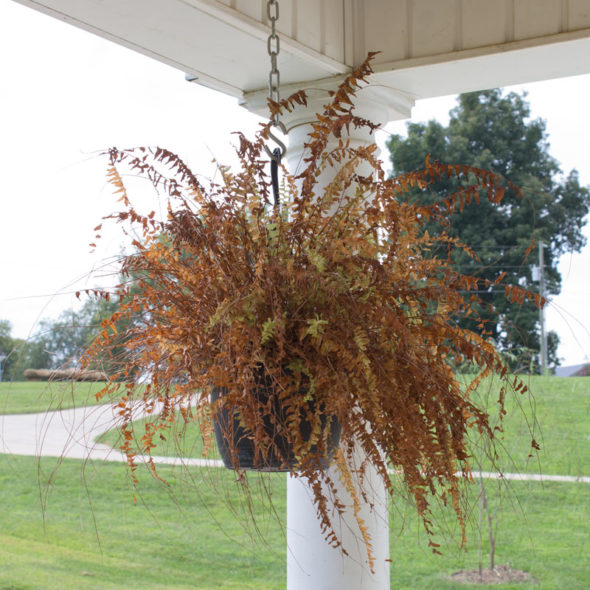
left=12, top=0, right=590, bottom=102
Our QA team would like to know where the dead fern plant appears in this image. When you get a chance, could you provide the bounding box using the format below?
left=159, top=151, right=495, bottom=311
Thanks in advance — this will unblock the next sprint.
left=82, top=56, right=541, bottom=565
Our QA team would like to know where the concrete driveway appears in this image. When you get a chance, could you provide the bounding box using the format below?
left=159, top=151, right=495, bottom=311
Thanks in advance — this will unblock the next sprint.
left=0, top=403, right=223, bottom=467
left=1, top=405, right=588, bottom=483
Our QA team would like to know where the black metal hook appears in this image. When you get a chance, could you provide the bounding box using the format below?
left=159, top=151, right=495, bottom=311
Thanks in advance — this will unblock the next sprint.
left=270, top=147, right=282, bottom=210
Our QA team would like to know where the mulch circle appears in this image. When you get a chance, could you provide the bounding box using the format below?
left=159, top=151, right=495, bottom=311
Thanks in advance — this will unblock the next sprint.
left=449, top=564, right=533, bottom=585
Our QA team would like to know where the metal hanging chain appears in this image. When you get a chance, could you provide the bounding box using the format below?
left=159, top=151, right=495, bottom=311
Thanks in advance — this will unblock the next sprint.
left=265, top=0, right=286, bottom=208
left=267, top=0, right=281, bottom=120
left=265, top=0, right=286, bottom=159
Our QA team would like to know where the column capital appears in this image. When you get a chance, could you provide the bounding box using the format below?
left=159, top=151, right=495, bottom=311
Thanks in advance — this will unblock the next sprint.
left=240, top=75, right=414, bottom=129
left=241, top=76, right=414, bottom=178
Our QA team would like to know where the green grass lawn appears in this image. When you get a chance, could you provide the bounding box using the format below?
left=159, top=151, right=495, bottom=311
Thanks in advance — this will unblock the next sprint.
left=1, top=375, right=589, bottom=588
left=98, top=376, right=590, bottom=477
left=96, top=410, right=219, bottom=460
left=0, top=455, right=286, bottom=590
left=388, top=478, right=590, bottom=589
left=463, top=375, right=590, bottom=476
left=0, top=455, right=589, bottom=589
left=0, top=381, right=120, bottom=415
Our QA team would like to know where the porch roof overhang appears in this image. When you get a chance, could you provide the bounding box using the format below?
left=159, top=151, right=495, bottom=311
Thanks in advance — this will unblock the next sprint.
left=12, top=0, right=590, bottom=105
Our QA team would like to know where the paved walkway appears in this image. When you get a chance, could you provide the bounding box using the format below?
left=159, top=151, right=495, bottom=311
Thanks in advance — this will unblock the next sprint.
left=0, top=405, right=588, bottom=483
left=0, top=404, right=223, bottom=468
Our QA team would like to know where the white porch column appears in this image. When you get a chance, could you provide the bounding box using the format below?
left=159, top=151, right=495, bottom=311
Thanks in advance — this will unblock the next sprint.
left=242, top=81, right=414, bottom=590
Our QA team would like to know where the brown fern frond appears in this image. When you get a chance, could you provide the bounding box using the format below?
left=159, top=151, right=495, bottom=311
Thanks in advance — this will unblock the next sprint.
left=84, top=53, right=539, bottom=563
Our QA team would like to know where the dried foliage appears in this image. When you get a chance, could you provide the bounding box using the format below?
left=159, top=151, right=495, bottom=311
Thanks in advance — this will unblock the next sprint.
left=82, top=56, right=539, bottom=564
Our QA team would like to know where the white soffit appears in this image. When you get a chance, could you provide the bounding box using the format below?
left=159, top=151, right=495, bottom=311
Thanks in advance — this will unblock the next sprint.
left=13, top=0, right=349, bottom=98
left=11, top=0, right=590, bottom=101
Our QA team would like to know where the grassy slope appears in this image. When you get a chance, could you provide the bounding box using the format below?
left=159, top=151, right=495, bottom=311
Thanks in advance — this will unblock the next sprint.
left=0, top=455, right=589, bottom=589
left=96, top=411, right=218, bottom=460
left=0, top=456, right=285, bottom=590
left=1, top=376, right=589, bottom=588
left=98, top=376, right=590, bottom=476
left=465, top=375, right=590, bottom=475
left=0, top=381, right=119, bottom=415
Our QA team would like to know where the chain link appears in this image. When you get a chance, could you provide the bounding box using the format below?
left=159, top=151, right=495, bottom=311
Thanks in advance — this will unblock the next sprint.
left=265, top=0, right=286, bottom=163
left=267, top=0, right=280, bottom=112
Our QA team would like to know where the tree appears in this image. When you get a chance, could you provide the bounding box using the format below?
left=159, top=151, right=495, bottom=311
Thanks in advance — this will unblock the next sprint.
left=32, top=308, right=94, bottom=370
left=19, top=339, right=53, bottom=374
left=0, top=320, right=22, bottom=381
left=387, top=89, right=590, bottom=371
left=0, top=295, right=135, bottom=380
left=29, top=296, right=127, bottom=373
left=0, top=293, right=134, bottom=379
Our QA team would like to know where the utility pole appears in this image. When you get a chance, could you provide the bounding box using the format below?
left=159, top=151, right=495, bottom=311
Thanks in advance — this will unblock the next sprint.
left=538, top=241, right=548, bottom=375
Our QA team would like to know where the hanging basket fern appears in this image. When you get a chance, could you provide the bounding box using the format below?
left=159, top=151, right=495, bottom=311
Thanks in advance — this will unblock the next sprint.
left=210, top=364, right=342, bottom=471
left=82, top=55, right=541, bottom=565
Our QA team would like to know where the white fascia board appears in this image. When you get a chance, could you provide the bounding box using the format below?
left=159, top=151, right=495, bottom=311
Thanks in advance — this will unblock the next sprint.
left=372, top=30, right=590, bottom=100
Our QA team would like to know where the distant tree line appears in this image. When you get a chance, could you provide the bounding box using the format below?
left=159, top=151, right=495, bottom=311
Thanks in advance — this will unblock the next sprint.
left=0, top=296, right=122, bottom=381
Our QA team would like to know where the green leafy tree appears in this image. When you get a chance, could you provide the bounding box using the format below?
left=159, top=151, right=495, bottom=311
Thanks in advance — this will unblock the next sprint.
left=387, top=89, right=590, bottom=371
left=0, top=320, right=61, bottom=380
left=32, top=308, right=94, bottom=369
left=0, top=320, right=25, bottom=381
left=27, top=295, right=126, bottom=373
left=19, top=339, right=53, bottom=374
left=0, top=289, right=138, bottom=379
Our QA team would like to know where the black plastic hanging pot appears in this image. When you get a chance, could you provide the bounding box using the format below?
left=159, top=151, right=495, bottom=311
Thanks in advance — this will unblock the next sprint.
left=211, top=367, right=341, bottom=472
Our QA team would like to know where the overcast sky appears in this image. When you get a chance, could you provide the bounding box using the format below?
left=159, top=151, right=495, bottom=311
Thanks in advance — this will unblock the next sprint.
left=1, top=1, right=589, bottom=367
